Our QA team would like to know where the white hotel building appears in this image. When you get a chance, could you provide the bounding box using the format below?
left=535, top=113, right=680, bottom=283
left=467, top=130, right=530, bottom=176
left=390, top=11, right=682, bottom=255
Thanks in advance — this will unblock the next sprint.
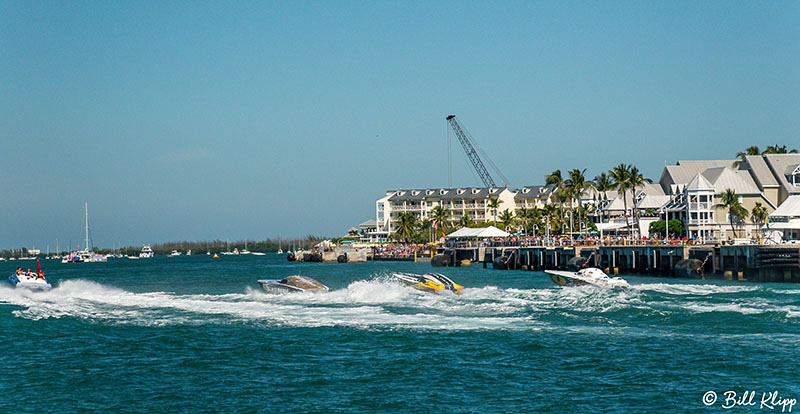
left=368, top=154, right=800, bottom=243
left=372, top=187, right=516, bottom=241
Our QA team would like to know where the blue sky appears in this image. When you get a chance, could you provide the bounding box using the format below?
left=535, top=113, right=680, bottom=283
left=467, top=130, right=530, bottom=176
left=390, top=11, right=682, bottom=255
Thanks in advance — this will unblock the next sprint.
left=2, top=1, right=798, bottom=249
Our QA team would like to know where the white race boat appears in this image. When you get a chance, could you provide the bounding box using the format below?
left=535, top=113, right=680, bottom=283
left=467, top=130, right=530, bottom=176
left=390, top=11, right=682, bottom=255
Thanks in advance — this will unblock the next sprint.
left=544, top=268, right=630, bottom=289
left=9, top=263, right=52, bottom=291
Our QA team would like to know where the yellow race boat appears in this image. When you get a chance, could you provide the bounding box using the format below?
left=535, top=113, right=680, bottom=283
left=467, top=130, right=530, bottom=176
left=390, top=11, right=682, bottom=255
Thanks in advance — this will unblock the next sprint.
left=393, top=272, right=464, bottom=294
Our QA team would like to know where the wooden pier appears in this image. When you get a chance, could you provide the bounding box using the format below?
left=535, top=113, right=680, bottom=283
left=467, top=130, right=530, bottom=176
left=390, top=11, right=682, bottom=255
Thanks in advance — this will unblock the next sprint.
left=439, top=244, right=800, bottom=283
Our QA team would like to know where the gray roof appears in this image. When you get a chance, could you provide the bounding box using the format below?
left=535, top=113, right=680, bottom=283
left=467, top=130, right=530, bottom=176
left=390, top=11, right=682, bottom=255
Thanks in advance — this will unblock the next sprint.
left=514, top=185, right=554, bottom=199
left=686, top=173, right=715, bottom=191
left=388, top=189, right=443, bottom=202
left=663, top=160, right=737, bottom=186
left=764, top=154, right=800, bottom=194
left=359, top=219, right=377, bottom=228
left=387, top=187, right=508, bottom=201
left=441, top=187, right=506, bottom=200
left=741, top=155, right=779, bottom=187
left=706, top=167, right=760, bottom=194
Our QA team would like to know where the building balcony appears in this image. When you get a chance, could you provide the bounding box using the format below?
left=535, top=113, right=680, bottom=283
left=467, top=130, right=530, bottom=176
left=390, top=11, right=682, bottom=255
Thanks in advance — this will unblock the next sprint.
left=689, top=202, right=713, bottom=210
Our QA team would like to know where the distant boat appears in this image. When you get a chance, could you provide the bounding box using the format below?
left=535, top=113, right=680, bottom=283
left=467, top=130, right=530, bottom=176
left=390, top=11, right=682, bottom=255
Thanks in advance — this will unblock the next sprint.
left=168, top=250, right=182, bottom=257
left=62, top=203, right=107, bottom=263
left=212, top=253, right=219, bottom=258
left=139, top=245, right=154, bottom=258
left=221, top=239, right=234, bottom=255
left=251, top=252, right=266, bottom=256
left=277, top=234, right=283, bottom=254
left=240, top=240, right=251, bottom=255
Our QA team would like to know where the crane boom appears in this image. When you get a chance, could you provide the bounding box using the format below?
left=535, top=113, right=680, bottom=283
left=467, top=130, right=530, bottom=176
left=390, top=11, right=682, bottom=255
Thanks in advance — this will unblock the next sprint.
left=446, top=115, right=496, bottom=187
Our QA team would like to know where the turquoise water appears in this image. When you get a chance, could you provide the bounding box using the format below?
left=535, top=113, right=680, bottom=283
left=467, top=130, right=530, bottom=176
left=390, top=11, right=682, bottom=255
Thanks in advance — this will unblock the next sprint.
left=2, top=256, right=799, bottom=413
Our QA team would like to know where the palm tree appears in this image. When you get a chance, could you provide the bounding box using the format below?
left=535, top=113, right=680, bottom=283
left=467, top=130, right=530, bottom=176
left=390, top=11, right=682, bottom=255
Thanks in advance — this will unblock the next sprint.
left=564, top=168, right=588, bottom=236
left=628, top=166, right=653, bottom=239
left=458, top=213, right=474, bottom=228
left=528, top=206, right=543, bottom=236
left=714, top=188, right=748, bottom=239
left=734, top=146, right=761, bottom=166
left=516, top=207, right=529, bottom=235
left=542, top=203, right=559, bottom=237
left=499, top=210, right=515, bottom=232
left=430, top=206, right=451, bottom=236
left=763, top=145, right=798, bottom=154
left=487, top=197, right=502, bottom=226
left=392, top=212, right=418, bottom=243
left=610, top=164, right=633, bottom=238
left=545, top=170, right=565, bottom=227
left=750, top=202, right=768, bottom=242
left=591, top=172, right=614, bottom=224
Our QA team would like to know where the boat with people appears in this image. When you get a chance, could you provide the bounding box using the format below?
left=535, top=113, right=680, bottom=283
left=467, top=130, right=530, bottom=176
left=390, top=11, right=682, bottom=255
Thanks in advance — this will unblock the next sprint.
left=544, top=267, right=630, bottom=289
left=393, top=272, right=464, bottom=294
left=9, top=262, right=52, bottom=291
left=257, top=275, right=331, bottom=294
left=139, top=245, right=154, bottom=258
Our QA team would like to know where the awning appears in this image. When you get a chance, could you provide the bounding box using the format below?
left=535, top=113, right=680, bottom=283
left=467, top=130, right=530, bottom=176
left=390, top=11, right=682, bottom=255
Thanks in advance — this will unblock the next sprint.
left=446, top=226, right=511, bottom=239
left=769, top=195, right=800, bottom=219
left=595, top=222, right=631, bottom=231
left=765, top=219, right=800, bottom=230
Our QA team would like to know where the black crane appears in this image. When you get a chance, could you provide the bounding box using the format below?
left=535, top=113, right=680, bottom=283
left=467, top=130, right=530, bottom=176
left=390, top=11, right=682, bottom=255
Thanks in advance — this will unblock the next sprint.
left=446, top=115, right=509, bottom=188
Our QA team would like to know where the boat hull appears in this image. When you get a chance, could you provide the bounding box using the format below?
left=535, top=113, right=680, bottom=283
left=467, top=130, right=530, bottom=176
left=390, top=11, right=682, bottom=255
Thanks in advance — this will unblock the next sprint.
left=544, top=269, right=630, bottom=289
left=257, top=276, right=330, bottom=294
left=9, top=275, right=52, bottom=291
left=546, top=271, right=591, bottom=287
left=393, top=272, right=464, bottom=294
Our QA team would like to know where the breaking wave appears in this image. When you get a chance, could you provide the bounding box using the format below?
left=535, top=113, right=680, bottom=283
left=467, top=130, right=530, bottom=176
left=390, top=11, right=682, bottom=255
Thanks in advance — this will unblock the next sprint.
left=1, top=276, right=798, bottom=329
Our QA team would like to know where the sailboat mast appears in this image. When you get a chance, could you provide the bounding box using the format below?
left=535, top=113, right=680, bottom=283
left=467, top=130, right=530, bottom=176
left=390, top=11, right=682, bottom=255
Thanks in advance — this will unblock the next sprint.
left=85, top=202, right=89, bottom=251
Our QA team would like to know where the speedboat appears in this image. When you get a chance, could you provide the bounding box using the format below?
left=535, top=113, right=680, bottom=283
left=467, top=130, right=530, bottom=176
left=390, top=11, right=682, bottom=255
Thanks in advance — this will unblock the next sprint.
left=393, top=272, right=464, bottom=294
left=257, top=275, right=331, bottom=294
left=168, top=250, right=182, bottom=257
left=9, top=264, right=52, bottom=291
left=544, top=268, right=630, bottom=289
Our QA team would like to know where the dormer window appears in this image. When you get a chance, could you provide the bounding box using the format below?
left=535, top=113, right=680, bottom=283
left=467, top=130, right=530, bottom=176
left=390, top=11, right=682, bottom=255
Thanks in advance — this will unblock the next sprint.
left=790, top=165, right=800, bottom=187
left=412, top=190, right=420, bottom=196
left=523, top=188, right=530, bottom=194
left=457, top=189, right=465, bottom=195
left=426, top=190, right=434, bottom=195
left=471, top=188, right=479, bottom=194
left=440, top=189, right=447, bottom=195
left=539, top=187, right=547, bottom=193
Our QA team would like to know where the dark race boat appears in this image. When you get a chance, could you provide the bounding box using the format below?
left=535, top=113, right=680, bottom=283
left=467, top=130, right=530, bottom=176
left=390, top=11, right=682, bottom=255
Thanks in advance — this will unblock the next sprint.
left=257, top=275, right=331, bottom=294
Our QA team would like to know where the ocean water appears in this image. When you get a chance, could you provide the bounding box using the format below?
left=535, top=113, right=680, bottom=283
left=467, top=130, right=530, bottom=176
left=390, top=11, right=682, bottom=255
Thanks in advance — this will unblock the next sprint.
left=1, top=255, right=799, bottom=413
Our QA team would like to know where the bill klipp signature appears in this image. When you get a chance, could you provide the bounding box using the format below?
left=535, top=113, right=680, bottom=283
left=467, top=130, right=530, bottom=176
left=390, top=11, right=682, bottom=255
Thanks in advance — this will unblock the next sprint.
left=703, top=390, right=797, bottom=412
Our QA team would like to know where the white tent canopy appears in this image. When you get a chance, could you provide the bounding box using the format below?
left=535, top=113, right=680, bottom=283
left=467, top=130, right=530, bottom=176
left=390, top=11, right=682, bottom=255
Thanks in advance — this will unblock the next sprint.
left=446, top=226, right=511, bottom=239
left=769, top=195, right=800, bottom=219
